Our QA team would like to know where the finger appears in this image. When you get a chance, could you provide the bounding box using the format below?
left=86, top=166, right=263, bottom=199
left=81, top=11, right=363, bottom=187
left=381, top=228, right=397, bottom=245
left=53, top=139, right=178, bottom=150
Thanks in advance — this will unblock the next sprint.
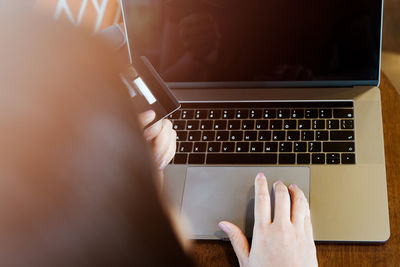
left=138, top=110, right=156, bottom=129
left=156, top=131, right=176, bottom=170
left=218, top=221, right=249, bottom=266
left=273, top=181, right=291, bottom=224
left=304, top=199, right=314, bottom=240
left=152, top=120, right=173, bottom=161
left=288, top=184, right=306, bottom=228
left=143, top=119, right=163, bottom=142
left=254, top=173, right=271, bottom=227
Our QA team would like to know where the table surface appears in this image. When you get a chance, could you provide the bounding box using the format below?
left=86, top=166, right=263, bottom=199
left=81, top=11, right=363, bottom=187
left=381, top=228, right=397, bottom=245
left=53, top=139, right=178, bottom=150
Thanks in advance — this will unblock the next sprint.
left=191, top=73, right=400, bottom=267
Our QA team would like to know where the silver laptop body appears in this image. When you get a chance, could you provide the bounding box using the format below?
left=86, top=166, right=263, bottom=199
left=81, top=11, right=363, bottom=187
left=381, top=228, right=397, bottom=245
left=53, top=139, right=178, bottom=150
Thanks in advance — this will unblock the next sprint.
left=121, top=0, right=390, bottom=242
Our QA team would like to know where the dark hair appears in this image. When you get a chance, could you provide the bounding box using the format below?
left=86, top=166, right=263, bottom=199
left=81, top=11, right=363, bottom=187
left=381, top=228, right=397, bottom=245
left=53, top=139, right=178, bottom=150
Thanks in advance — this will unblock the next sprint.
left=0, top=9, right=192, bottom=267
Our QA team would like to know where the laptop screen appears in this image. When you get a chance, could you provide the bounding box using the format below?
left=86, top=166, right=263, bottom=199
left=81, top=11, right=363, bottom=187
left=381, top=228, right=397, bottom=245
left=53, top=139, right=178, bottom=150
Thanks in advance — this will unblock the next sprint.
left=122, top=0, right=382, bottom=88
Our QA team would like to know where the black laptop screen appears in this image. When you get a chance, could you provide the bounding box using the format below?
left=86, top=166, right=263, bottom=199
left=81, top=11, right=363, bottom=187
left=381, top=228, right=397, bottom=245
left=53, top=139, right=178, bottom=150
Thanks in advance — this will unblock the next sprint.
left=122, top=0, right=382, bottom=87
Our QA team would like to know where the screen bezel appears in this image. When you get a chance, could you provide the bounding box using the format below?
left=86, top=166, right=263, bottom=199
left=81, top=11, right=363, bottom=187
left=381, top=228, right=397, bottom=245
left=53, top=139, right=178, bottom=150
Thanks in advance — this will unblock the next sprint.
left=120, top=0, right=383, bottom=89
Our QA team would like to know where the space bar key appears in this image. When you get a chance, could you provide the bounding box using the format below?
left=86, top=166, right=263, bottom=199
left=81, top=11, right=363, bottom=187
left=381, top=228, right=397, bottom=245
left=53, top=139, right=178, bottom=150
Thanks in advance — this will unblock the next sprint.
left=206, top=153, right=277, bottom=164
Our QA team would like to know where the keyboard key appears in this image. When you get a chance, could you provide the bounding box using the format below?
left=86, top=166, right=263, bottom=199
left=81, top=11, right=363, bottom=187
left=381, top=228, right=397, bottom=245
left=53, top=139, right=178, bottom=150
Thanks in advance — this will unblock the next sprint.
left=186, top=120, right=199, bottom=130
left=270, top=120, right=283, bottom=129
left=326, top=153, right=340, bottom=164
left=291, top=109, right=304, bottom=118
left=264, top=142, right=278, bottom=152
left=297, top=153, right=310, bottom=164
left=250, top=109, right=263, bottom=118
left=202, top=131, right=215, bottom=141
left=174, top=153, right=187, bottom=164
left=244, top=131, right=257, bottom=141
left=214, top=120, right=227, bottom=130
left=301, top=131, right=314, bottom=140
left=195, top=110, right=208, bottom=119
left=176, top=131, right=188, bottom=141
left=312, top=154, right=325, bottom=164
left=236, top=109, right=248, bottom=119
left=334, top=109, right=354, bottom=118
left=207, top=153, right=277, bottom=164
left=305, top=109, right=318, bottom=118
left=258, top=131, right=272, bottom=141
left=200, top=120, right=213, bottom=130
left=284, top=120, right=296, bottom=129
left=323, top=142, right=355, bottom=152
left=188, top=154, right=205, bottom=164
left=228, top=120, right=241, bottom=130
left=264, top=109, right=276, bottom=118
left=173, top=121, right=185, bottom=130
left=279, top=153, right=295, bottom=164
left=169, top=110, right=181, bottom=119
left=222, top=110, right=235, bottom=119
left=279, top=142, right=293, bottom=152
left=287, top=131, right=300, bottom=141
left=242, top=120, right=255, bottom=130
left=312, top=120, right=325, bottom=129
left=230, top=131, right=243, bottom=141
left=316, top=131, right=329, bottom=140
left=298, top=120, right=311, bottom=129
left=319, top=109, right=332, bottom=118
left=181, top=110, right=194, bottom=119
left=341, top=153, right=356, bottom=164
left=179, top=142, right=193, bottom=152
left=250, top=142, right=264, bottom=152
left=188, top=131, right=201, bottom=141
left=207, top=142, right=221, bottom=152
left=330, top=131, right=355, bottom=140
left=209, top=110, right=221, bottom=119
left=193, top=142, right=207, bottom=152
left=272, top=131, right=285, bottom=141
left=256, top=120, right=269, bottom=130
left=277, top=109, right=290, bottom=118
left=236, top=142, right=249, bottom=152
left=294, top=142, right=307, bottom=152
left=327, top=119, right=340, bottom=129
left=216, top=131, right=229, bottom=141
left=222, top=142, right=235, bottom=152
left=308, top=142, right=321, bottom=152
left=341, top=120, right=354, bottom=129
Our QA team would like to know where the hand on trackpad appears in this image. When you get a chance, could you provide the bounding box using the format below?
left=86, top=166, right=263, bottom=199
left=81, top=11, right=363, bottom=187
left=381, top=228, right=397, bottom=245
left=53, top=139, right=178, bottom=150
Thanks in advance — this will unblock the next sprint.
left=181, top=167, right=310, bottom=239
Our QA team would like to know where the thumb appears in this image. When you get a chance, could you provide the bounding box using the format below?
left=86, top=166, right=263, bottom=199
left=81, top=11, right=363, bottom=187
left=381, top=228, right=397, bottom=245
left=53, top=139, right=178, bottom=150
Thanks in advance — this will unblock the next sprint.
left=219, top=221, right=249, bottom=267
left=138, top=110, right=156, bottom=129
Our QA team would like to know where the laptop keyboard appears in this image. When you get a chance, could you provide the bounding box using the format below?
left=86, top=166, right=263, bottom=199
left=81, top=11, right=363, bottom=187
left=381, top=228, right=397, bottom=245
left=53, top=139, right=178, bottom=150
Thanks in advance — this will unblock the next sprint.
left=169, top=102, right=356, bottom=165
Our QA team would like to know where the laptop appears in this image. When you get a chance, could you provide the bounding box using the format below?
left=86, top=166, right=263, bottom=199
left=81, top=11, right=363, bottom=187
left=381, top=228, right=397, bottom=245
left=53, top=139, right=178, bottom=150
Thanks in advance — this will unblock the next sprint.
left=120, top=0, right=390, bottom=242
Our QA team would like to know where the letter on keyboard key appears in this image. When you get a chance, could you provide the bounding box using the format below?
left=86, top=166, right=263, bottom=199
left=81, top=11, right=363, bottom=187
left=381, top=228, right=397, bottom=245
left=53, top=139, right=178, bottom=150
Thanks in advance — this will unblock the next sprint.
left=188, top=131, right=201, bottom=141
left=236, top=142, right=249, bottom=152
left=200, top=120, right=213, bottom=130
left=272, top=131, right=285, bottom=141
left=193, top=142, right=206, bottom=152
left=214, top=120, right=227, bottom=130
left=250, top=142, right=264, bottom=152
left=222, top=142, right=235, bottom=152
left=207, top=142, right=221, bottom=152
left=216, top=131, right=229, bottom=141
left=176, top=131, right=187, bottom=141
left=179, top=142, right=193, bottom=152
left=202, top=131, right=215, bottom=141
left=264, top=142, right=278, bottom=152
left=298, top=120, right=311, bottom=129
left=188, top=153, right=205, bottom=164
left=186, top=120, right=199, bottom=130
left=230, top=131, right=243, bottom=141
left=258, top=131, right=271, bottom=141
left=256, top=120, right=268, bottom=129
left=173, top=121, right=185, bottom=130
left=323, top=142, right=355, bottom=152
left=244, top=131, right=257, bottom=141
left=206, top=153, right=277, bottom=164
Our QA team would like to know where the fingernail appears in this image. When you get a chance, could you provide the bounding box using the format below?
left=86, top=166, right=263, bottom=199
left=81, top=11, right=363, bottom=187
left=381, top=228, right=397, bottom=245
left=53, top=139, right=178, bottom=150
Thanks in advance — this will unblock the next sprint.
left=273, top=180, right=282, bottom=190
left=256, top=172, right=265, bottom=179
left=158, top=160, right=168, bottom=170
left=143, top=110, right=156, bottom=118
left=218, top=222, right=230, bottom=233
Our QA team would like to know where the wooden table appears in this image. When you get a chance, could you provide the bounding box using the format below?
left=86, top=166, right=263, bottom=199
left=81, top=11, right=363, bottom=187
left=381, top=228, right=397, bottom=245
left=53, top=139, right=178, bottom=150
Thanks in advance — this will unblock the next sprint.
left=191, top=73, right=400, bottom=266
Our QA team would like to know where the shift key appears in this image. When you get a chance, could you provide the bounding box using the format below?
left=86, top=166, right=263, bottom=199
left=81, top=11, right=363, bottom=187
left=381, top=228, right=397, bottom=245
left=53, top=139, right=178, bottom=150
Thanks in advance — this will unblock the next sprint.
left=323, top=142, right=355, bottom=152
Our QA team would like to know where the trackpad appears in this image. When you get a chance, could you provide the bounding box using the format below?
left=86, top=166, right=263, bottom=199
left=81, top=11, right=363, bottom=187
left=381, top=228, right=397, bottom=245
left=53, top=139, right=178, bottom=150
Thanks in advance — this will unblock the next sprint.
left=181, top=167, right=310, bottom=239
